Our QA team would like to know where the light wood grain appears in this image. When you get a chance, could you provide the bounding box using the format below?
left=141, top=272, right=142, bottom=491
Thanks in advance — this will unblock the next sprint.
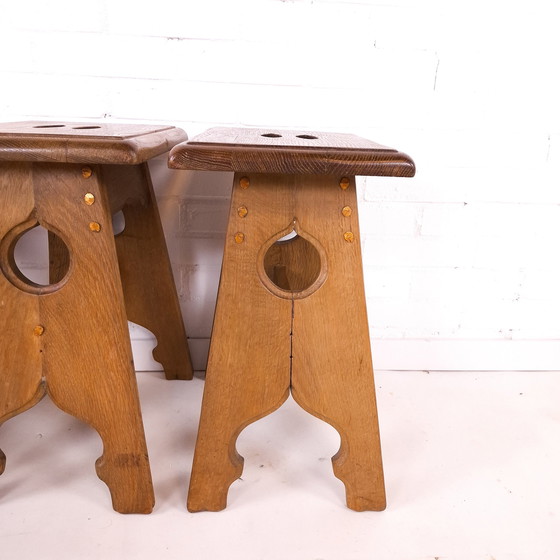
left=0, top=122, right=190, bottom=512
left=0, top=162, right=155, bottom=513
left=104, top=164, right=193, bottom=381
left=0, top=163, right=46, bottom=476
left=175, top=127, right=410, bottom=512
left=187, top=174, right=385, bottom=512
left=290, top=175, right=385, bottom=511
left=187, top=173, right=293, bottom=512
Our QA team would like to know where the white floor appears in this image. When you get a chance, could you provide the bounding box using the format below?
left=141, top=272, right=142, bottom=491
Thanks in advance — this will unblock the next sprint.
left=1, top=370, right=559, bottom=560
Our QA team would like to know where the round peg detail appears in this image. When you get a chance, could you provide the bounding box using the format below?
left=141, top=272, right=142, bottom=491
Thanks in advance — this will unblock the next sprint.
left=339, top=177, right=350, bottom=190
left=84, top=193, right=95, bottom=205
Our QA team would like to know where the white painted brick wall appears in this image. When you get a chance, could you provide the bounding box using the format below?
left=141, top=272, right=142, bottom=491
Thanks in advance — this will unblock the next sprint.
left=1, top=0, right=559, bottom=370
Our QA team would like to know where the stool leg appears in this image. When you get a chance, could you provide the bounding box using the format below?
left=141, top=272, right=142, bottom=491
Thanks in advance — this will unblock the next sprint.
left=0, top=162, right=46, bottom=476
left=188, top=173, right=385, bottom=511
left=187, top=320, right=291, bottom=512
left=0, top=303, right=46, bottom=476
left=35, top=163, right=154, bottom=513
left=104, top=164, right=193, bottom=380
left=291, top=308, right=386, bottom=511
left=290, top=175, right=386, bottom=511
left=187, top=175, right=293, bottom=512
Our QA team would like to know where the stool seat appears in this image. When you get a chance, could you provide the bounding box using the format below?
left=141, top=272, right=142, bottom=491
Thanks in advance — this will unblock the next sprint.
left=170, top=127, right=415, bottom=513
left=0, top=121, right=192, bottom=513
left=0, top=121, right=187, bottom=164
left=169, top=126, right=415, bottom=176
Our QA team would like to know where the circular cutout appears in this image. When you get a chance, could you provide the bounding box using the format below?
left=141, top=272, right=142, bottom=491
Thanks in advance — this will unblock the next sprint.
left=296, top=134, right=318, bottom=140
left=261, top=133, right=282, bottom=138
left=0, top=221, right=71, bottom=294
left=72, top=126, right=102, bottom=130
left=33, top=124, right=65, bottom=128
left=258, top=224, right=327, bottom=299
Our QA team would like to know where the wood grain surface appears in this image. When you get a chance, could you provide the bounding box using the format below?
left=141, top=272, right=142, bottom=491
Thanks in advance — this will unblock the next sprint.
left=0, top=121, right=187, bottom=164
left=169, top=127, right=415, bottom=177
left=179, top=127, right=412, bottom=511
left=187, top=172, right=386, bottom=512
left=0, top=162, right=155, bottom=512
left=104, top=164, right=193, bottom=381
left=0, top=121, right=191, bottom=512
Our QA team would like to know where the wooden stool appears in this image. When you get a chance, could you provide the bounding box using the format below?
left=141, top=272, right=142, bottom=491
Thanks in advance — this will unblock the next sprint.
left=169, top=127, right=415, bottom=511
left=0, top=121, right=193, bottom=513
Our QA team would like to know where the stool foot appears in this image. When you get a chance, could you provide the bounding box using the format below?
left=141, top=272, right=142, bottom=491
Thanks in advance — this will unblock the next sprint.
left=187, top=451, right=243, bottom=513
left=334, top=461, right=387, bottom=512
left=42, top=298, right=156, bottom=513
left=47, top=378, right=155, bottom=514
left=187, top=385, right=290, bottom=512
left=95, top=450, right=154, bottom=514
left=105, top=164, right=193, bottom=380
left=291, top=303, right=386, bottom=510
left=292, top=374, right=386, bottom=511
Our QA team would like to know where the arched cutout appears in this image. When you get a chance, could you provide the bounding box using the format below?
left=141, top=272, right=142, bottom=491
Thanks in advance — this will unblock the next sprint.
left=233, top=395, right=344, bottom=503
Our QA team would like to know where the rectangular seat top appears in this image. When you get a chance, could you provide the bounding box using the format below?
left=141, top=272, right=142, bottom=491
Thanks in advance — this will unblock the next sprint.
left=0, top=121, right=187, bottom=165
left=169, top=127, right=415, bottom=177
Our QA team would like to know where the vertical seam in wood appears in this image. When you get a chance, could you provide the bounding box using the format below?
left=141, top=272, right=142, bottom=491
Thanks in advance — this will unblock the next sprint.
left=289, top=296, right=294, bottom=390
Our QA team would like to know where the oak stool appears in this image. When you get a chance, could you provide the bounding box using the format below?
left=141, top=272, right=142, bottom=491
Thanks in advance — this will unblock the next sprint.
left=169, top=127, right=415, bottom=512
left=0, top=121, right=193, bottom=513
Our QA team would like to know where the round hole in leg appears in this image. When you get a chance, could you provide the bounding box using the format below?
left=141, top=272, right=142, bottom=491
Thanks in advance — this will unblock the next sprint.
left=261, top=133, right=282, bottom=138
left=259, top=225, right=327, bottom=299
left=296, top=134, right=318, bottom=140
left=0, top=221, right=71, bottom=294
left=72, top=126, right=102, bottom=130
